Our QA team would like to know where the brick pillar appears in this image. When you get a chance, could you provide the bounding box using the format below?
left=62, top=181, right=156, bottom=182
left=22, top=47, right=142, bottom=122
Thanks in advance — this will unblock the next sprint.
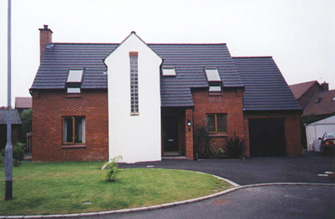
left=185, top=108, right=194, bottom=160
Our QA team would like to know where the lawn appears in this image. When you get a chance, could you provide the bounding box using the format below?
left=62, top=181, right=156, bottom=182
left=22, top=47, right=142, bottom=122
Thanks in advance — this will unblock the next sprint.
left=0, top=162, right=233, bottom=215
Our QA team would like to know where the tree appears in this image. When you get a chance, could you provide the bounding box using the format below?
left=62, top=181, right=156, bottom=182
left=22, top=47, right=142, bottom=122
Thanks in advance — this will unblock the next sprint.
left=19, top=109, right=32, bottom=143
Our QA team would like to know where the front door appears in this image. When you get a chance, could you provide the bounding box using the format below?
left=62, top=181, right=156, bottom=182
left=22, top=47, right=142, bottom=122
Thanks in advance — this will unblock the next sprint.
left=163, top=116, right=179, bottom=153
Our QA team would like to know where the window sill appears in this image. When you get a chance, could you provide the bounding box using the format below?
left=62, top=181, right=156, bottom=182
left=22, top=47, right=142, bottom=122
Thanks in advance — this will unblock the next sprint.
left=208, top=133, right=228, bottom=137
left=130, top=113, right=139, bottom=116
left=62, top=145, right=86, bottom=149
left=66, top=94, right=81, bottom=98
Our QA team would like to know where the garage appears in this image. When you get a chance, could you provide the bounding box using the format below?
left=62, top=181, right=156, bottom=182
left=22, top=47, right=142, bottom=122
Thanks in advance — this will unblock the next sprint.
left=249, top=118, right=286, bottom=156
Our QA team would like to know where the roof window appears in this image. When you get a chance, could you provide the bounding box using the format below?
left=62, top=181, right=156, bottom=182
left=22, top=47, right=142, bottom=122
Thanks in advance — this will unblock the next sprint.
left=316, top=97, right=323, bottom=103
left=67, top=69, right=83, bottom=83
left=205, top=68, right=221, bottom=82
left=332, top=97, right=335, bottom=102
left=209, top=85, right=222, bottom=93
left=67, top=87, right=81, bottom=94
left=162, top=67, right=176, bottom=76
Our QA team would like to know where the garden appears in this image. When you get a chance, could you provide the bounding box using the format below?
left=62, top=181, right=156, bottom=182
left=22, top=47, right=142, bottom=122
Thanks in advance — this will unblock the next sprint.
left=0, top=161, right=233, bottom=215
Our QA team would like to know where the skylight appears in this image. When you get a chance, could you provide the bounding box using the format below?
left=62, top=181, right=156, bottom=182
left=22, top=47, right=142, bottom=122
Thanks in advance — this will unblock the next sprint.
left=333, top=97, right=335, bottom=102
left=205, top=68, right=221, bottom=82
left=162, top=67, right=176, bottom=76
left=67, top=69, right=83, bottom=83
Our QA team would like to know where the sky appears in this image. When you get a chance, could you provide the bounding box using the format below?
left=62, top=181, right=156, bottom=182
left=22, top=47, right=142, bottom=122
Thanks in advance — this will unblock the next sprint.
left=0, top=0, right=334, bottom=107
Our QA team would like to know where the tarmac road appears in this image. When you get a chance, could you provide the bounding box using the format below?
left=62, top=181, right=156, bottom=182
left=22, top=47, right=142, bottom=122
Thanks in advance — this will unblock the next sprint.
left=57, top=152, right=335, bottom=218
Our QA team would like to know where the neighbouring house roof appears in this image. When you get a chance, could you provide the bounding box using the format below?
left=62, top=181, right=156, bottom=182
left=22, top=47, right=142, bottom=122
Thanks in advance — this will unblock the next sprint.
left=233, top=57, right=301, bottom=111
left=31, top=42, right=298, bottom=110
left=15, top=97, right=32, bottom=109
left=0, top=109, right=22, bottom=125
left=303, top=90, right=335, bottom=116
left=289, top=80, right=320, bottom=100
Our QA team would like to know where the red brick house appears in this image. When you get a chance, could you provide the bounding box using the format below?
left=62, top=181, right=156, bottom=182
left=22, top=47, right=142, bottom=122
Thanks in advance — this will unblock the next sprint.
left=30, top=25, right=302, bottom=162
left=289, top=80, right=328, bottom=110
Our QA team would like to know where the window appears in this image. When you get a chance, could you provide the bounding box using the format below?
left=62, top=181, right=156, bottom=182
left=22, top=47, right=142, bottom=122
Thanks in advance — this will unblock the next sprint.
left=205, top=68, right=222, bottom=93
left=316, top=97, right=323, bottom=103
left=162, top=67, right=176, bottom=76
left=66, top=69, right=83, bottom=94
left=63, top=116, right=85, bottom=144
left=332, top=97, right=335, bottom=102
left=206, top=114, right=227, bottom=133
left=209, top=85, right=222, bottom=92
left=67, top=87, right=80, bottom=94
left=205, top=68, right=221, bottom=82
left=67, top=69, right=83, bottom=83
left=130, top=52, right=139, bottom=114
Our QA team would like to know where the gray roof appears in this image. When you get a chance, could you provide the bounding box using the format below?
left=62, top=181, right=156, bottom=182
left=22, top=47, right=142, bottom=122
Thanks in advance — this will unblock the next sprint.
left=32, top=43, right=118, bottom=89
left=31, top=43, right=243, bottom=107
left=150, top=44, right=244, bottom=106
left=0, top=109, right=22, bottom=125
left=233, top=57, right=301, bottom=111
left=31, top=42, right=299, bottom=110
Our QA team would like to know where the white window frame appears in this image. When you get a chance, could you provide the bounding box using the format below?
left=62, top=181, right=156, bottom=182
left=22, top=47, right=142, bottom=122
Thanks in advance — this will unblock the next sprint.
left=162, top=67, right=176, bottom=76
left=67, top=69, right=83, bottom=83
left=205, top=68, right=221, bottom=82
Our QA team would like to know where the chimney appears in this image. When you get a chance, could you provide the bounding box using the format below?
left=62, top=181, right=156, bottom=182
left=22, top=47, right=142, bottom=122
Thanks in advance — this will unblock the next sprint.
left=39, top=25, right=53, bottom=61
left=321, top=81, right=329, bottom=91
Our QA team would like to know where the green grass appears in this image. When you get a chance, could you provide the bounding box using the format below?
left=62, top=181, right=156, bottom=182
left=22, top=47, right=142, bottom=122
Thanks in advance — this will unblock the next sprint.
left=0, top=162, right=233, bottom=215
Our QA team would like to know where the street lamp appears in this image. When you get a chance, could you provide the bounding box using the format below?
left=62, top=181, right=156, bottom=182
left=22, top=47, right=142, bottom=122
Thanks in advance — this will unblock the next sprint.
left=5, top=0, right=13, bottom=201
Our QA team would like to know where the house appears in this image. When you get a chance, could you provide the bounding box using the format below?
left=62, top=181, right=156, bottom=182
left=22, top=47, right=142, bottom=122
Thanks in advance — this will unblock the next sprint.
left=15, top=97, right=32, bottom=114
left=289, top=80, right=328, bottom=110
left=0, top=108, right=22, bottom=151
left=30, top=25, right=302, bottom=163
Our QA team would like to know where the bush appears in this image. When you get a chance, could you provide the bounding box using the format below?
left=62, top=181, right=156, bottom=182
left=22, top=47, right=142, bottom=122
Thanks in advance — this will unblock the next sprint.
left=194, top=126, right=218, bottom=159
left=225, top=133, right=246, bottom=159
left=102, top=156, right=122, bottom=182
left=13, top=142, right=25, bottom=161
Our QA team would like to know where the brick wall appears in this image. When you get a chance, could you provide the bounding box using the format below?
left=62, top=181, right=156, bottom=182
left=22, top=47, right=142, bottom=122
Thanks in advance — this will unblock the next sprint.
left=32, top=89, right=108, bottom=161
left=244, top=111, right=302, bottom=157
left=192, top=88, right=245, bottom=153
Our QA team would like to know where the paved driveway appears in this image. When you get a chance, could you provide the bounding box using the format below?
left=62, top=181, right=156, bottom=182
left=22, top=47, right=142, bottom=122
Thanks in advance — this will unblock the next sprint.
left=119, top=151, right=335, bottom=185
left=78, top=152, right=335, bottom=219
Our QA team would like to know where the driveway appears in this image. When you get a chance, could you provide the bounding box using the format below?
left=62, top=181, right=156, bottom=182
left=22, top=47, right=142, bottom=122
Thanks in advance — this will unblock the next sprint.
left=119, top=151, right=335, bottom=185
left=74, top=152, right=335, bottom=218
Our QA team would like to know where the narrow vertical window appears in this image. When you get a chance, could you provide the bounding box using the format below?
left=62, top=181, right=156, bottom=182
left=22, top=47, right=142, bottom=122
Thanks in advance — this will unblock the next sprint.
left=130, top=52, right=139, bottom=115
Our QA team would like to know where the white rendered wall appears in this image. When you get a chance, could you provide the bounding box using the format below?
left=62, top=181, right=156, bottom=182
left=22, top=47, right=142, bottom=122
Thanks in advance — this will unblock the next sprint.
left=105, top=33, right=162, bottom=163
left=305, top=115, right=335, bottom=151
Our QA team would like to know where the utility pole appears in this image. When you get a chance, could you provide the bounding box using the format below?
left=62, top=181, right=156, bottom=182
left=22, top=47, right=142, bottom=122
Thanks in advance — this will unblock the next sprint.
left=5, top=0, right=13, bottom=201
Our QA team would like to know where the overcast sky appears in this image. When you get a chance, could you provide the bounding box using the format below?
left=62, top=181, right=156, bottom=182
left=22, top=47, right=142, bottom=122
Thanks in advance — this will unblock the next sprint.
left=0, top=0, right=334, bottom=107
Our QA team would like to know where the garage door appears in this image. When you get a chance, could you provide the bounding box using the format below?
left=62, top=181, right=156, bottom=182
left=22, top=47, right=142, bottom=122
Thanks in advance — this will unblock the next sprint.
left=249, top=118, right=286, bottom=156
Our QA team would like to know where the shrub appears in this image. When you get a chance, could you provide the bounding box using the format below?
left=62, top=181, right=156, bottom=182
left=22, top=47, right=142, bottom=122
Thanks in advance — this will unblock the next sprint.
left=194, top=126, right=218, bottom=159
left=13, top=142, right=25, bottom=161
left=225, top=133, right=246, bottom=159
left=102, top=156, right=122, bottom=182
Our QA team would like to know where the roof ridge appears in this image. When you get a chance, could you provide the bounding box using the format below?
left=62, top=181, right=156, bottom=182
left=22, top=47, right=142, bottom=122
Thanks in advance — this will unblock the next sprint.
left=148, top=43, right=227, bottom=45
left=51, top=42, right=119, bottom=45
left=233, top=56, right=272, bottom=58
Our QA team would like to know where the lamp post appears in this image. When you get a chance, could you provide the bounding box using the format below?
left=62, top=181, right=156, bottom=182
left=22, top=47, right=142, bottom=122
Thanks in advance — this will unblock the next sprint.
left=5, top=0, right=13, bottom=201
